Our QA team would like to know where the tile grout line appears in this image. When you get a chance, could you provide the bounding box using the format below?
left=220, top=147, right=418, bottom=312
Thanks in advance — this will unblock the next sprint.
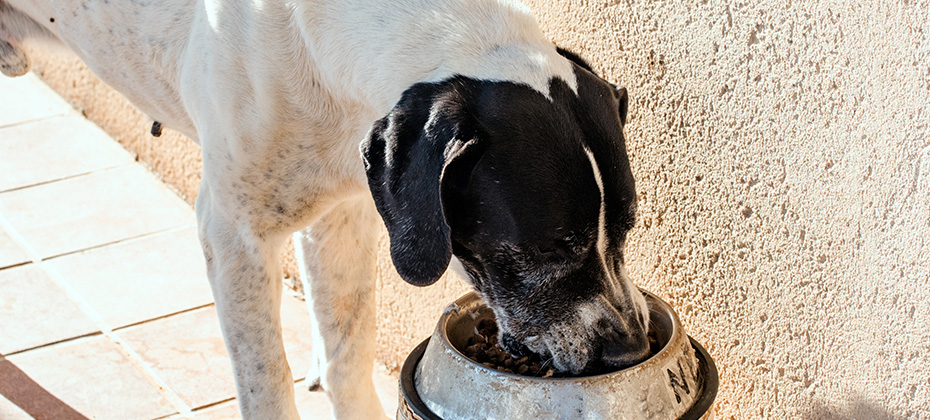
left=3, top=331, right=105, bottom=358
left=111, top=303, right=216, bottom=332
left=0, top=162, right=137, bottom=195
left=188, top=396, right=238, bottom=412
left=0, top=261, right=31, bottom=271
left=40, top=223, right=198, bottom=261
left=0, top=111, right=73, bottom=131
left=6, top=294, right=214, bottom=356
left=0, top=211, right=196, bottom=418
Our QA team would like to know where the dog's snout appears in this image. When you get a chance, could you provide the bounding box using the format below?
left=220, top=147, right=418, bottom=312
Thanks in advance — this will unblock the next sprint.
left=598, top=325, right=650, bottom=369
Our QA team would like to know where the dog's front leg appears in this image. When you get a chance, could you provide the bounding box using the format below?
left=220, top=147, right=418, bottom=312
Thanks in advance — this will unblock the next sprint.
left=196, top=184, right=300, bottom=420
left=294, top=195, right=388, bottom=420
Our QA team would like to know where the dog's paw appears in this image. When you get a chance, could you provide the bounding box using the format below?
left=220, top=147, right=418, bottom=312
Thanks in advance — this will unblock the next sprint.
left=306, top=375, right=323, bottom=392
left=305, top=364, right=324, bottom=392
left=0, top=41, right=30, bottom=77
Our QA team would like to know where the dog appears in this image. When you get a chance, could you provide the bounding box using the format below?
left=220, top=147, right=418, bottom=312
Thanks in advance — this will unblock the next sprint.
left=2, top=0, right=649, bottom=418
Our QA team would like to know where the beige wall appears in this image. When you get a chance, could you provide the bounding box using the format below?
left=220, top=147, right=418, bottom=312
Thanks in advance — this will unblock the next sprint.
left=26, top=0, right=929, bottom=418
left=521, top=1, right=930, bottom=418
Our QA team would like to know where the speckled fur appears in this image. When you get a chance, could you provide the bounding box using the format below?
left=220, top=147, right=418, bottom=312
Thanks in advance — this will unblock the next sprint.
left=0, top=1, right=588, bottom=419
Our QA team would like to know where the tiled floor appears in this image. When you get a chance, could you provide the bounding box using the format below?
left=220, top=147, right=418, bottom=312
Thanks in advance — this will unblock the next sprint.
left=0, top=73, right=399, bottom=419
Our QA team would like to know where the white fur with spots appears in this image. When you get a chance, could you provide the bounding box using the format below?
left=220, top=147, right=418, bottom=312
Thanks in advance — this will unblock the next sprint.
left=1, top=1, right=579, bottom=418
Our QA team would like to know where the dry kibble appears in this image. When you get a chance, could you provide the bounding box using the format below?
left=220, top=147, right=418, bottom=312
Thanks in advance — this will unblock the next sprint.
left=463, top=318, right=567, bottom=378
left=461, top=317, right=660, bottom=378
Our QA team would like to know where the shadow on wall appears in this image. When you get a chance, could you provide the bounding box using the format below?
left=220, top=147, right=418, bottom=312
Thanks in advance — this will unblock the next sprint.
left=803, top=394, right=909, bottom=420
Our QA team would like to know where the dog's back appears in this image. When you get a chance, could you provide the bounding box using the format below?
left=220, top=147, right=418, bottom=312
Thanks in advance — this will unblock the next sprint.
left=1, top=0, right=574, bottom=137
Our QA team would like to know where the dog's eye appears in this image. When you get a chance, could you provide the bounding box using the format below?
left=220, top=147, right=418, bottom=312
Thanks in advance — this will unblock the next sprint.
left=535, top=243, right=572, bottom=263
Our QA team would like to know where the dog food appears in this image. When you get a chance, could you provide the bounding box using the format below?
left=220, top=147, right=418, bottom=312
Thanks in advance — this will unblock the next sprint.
left=462, top=318, right=661, bottom=377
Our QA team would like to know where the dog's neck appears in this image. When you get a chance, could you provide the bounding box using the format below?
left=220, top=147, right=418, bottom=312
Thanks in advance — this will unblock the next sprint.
left=293, top=0, right=577, bottom=113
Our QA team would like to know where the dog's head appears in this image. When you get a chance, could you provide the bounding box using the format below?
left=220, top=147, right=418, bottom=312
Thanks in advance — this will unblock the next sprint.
left=362, top=52, right=649, bottom=374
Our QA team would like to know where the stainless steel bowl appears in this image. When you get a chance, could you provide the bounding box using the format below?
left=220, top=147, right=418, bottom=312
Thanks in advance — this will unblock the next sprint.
left=398, top=291, right=717, bottom=420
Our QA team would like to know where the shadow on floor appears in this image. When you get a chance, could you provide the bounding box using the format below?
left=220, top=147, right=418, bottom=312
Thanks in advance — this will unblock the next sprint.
left=0, top=356, right=90, bottom=420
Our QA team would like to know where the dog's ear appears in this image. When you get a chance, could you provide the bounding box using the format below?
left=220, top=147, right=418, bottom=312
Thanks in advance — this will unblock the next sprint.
left=361, top=84, right=484, bottom=286
left=616, top=86, right=629, bottom=125
left=556, top=46, right=595, bottom=74
left=557, top=46, right=630, bottom=125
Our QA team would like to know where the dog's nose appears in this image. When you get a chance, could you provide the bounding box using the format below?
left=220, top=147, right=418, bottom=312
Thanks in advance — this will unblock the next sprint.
left=599, top=328, right=651, bottom=369
left=500, top=332, right=531, bottom=357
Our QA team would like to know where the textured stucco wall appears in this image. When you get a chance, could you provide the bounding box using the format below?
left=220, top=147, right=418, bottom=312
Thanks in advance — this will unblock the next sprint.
left=25, top=0, right=930, bottom=418
left=520, top=1, right=930, bottom=418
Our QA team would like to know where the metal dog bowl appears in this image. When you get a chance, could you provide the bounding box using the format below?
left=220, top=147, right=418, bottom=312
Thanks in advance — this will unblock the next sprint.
left=398, top=291, right=718, bottom=420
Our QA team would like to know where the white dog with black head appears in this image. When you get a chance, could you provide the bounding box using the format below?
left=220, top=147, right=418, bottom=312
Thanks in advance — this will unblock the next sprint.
left=1, top=0, right=650, bottom=418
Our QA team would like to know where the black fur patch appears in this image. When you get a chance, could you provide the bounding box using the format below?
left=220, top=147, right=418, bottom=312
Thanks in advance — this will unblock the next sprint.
left=364, top=58, right=638, bottom=368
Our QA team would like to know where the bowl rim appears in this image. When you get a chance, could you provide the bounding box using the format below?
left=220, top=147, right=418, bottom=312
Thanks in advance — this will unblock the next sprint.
left=435, top=290, right=683, bottom=381
left=402, top=339, right=443, bottom=420
left=401, top=335, right=719, bottom=420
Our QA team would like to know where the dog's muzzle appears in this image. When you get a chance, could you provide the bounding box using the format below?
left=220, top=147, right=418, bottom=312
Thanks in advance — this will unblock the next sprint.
left=500, top=291, right=651, bottom=375
left=597, top=318, right=652, bottom=369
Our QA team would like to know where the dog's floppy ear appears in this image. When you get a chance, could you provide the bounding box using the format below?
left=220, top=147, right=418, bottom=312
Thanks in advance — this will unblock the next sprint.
left=616, top=86, right=629, bottom=125
left=556, top=46, right=595, bottom=74
left=557, top=46, right=630, bottom=125
left=361, top=83, right=484, bottom=286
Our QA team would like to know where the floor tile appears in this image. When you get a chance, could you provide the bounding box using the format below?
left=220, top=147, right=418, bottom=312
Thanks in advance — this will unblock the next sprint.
left=290, top=373, right=399, bottom=420
left=0, top=73, right=73, bottom=128
left=0, top=116, right=134, bottom=192
left=0, top=229, right=29, bottom=269
left=117, top=294, right=314, bottom=409
left=0, top=264, right=99, bottom=355
left=192, top=376, right=399, bottom=420
left=6, top=335, right=177, bottom=420
left=115, top=307, right=233, bottom=410
left=192, top=387, right=354, bottom=420
left=190, top=400, right=240, bottom=419
left=373, top=368, right=400, bottom=418
left=280, top=294, right=316, bottom=382
left=0, top=165, right=194, bottom=258
left=294, top=383, right=339, bottom=420
left=44, top=227, right=213, bottom=329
